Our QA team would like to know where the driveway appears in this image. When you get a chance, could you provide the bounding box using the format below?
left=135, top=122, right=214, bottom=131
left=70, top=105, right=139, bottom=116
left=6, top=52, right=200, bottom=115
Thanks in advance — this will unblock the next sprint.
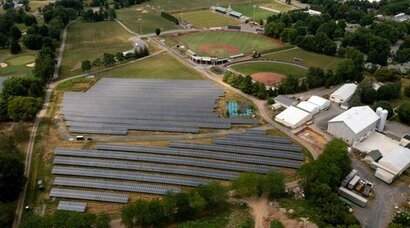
left=351, top=158, right=409, bottom=228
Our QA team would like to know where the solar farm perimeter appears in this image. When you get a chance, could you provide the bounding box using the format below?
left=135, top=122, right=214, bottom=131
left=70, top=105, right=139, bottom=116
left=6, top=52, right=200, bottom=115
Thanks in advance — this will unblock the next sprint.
left=174, top=31, right=280, bottom=58
left=51, top=131, right=304, bottom=204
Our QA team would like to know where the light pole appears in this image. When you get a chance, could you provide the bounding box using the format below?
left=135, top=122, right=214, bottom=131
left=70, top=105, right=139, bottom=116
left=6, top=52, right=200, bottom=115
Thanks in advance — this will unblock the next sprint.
left=253, top=5, right=256, bottom=20
left=138, top=17, right=142, bottom=35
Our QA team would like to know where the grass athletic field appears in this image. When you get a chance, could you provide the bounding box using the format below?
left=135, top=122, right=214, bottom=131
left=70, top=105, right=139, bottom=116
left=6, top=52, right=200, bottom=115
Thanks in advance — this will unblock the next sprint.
left=97, top=52, right=203, bottom=79
left=232, top=5, right=276, bottom=20
left=261, top=0, right=297, bottom=12
left=264, top=48, right=345, bottom=71
left=148, top=0, right=269, bottom=12
left=116, top=8, right=179, bottom=34
left=175, top=31, right=280, bottom=57
left=0, top=53, right=36, bottom=77
left=231, top=62, right=308, bottom=76
left=174, top=10, right=241, bottom=28
left=60, top=20, right=133, bottom=78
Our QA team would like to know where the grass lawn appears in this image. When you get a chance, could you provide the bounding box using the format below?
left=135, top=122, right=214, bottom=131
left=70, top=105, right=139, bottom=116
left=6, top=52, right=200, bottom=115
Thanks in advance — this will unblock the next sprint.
left=147, top=0, right=269, bottom=12
left=116, top=8, right=179, bottom=34
left=176, top=31, right=278, bottom=57
left=174, top=10, right=241, bottom=28
left=231, top=62, right=308, bottom=76
left=232, top=4, right=276, bottom=21
left=60, top=20, right=133, bottom=79
left=264, top=48, right=345, bottom=71
left=97, top=52, right=204, bottom=79
left=6, top=54, right=35, bottom=65
left=261, top=0, right=298, bottom=12
left=0, top=52, right=37, bottom=78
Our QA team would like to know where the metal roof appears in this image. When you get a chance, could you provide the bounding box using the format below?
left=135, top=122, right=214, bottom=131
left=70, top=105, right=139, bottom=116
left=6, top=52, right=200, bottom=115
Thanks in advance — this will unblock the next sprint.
left=296, top=101, right=319, bottom=113
left=275, top=106, right=311, bottom=127
left=274, top=95, right=296, bottom=107
left=329, top=106, right=380, bottom=134
left=307, top=96, right=329, bottom=107
left=330, top=83, right=357, bottom=101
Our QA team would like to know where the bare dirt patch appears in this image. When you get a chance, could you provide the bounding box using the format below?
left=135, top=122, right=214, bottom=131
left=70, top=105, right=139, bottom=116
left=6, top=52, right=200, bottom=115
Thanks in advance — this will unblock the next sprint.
left=251, top=72, right=285, bottom=86
left=198, top=44, right=240, bottom=56
left=26, top=62, right=35, bottom=67
left=296, top=127, right=328, bottom=151
left=245, top=197, right=318, bottom=228
left=270, top=37, right=284, bottom=47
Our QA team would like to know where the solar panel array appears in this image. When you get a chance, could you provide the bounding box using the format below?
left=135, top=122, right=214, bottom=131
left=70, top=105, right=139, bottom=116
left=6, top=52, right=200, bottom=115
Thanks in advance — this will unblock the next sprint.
left=57, top=201, right=87, bottom=212
left=50, top=188, right=129, bottom=203
left=61, top=78, right=257, bottom=135
left=54, top=177, right=180, bottom=195
left=50, top=130, right=303, bottom=202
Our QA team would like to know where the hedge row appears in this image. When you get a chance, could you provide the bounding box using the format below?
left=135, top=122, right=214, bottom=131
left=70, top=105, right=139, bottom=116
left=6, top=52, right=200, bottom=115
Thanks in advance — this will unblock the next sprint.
left=161, top=11, right=179, bottom=25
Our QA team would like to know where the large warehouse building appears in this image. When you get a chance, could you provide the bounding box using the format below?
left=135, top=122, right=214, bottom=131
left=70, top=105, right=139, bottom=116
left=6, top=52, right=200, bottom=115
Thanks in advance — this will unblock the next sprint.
left=327, top=106, right=380, bottom=145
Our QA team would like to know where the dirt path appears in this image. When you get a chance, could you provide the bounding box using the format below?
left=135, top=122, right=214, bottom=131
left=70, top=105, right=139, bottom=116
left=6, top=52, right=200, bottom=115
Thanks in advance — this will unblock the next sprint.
left=245, top=197, right=318, bottom=228
left=246, top=197, right=269, bottom=228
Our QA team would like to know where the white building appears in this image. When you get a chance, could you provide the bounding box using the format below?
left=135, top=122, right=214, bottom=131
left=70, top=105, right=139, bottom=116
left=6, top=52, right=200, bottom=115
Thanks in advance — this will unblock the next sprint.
left=329, top=83, right=357, bottom=104
left=275, top=106, right=312, bottom=129
left=296, top=101, right=320, bottom=114
left=307, top=96, right=330, bottom=110
left=327, top=106, right=380, bottom=145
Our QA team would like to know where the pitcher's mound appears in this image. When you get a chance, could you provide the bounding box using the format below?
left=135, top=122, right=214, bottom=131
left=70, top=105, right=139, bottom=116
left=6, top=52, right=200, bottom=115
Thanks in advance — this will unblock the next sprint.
left=251, top=72, right=284, bottom=85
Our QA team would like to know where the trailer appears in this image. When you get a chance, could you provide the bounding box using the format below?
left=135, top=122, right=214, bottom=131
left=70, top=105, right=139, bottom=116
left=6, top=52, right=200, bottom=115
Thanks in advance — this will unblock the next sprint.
left=348, top=175, right=360, bottom=190
left=342, top=169, right=358, bottom=187
left=338, top=187, right=367, bottom=207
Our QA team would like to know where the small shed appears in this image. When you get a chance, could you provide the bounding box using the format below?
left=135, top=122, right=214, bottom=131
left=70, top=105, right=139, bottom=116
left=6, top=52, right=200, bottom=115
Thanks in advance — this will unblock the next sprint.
left=307, top=96, right=330, bottom=110
left=274, top=95, right=297, bottom=108
left=275, top=106, right=312, bottom=129
left=296, top=101, right=320, bottom=114
left=367, top=149, right=383, bottom=162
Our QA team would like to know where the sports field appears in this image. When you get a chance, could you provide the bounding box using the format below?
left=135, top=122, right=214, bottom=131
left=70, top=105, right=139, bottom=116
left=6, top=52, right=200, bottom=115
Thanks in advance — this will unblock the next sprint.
left=264, top=48, right=345, bottom=71
left=116, top=8, right=179, bottom=34
left=148, top=0, right=269, bottom=12
left=261, top=0, right=297, bottom=12
left=60, top=20, right=133, bottom=78
left=232, top=5, right=276, bottom=20
left=231, top=62, right=308, bottom=76
left=176, top=31, right=280, bottom=57
left=97, top=52, right=203, bottom=79
left=174, top=10, right=240, bottom=28
left=7, top=55, right=35, bottom=65
left=0, top=53, right=37, bottom=77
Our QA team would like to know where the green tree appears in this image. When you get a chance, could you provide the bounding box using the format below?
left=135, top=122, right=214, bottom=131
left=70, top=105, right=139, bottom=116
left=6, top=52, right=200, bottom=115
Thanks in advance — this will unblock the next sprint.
left=95, top=213, right=110, bottom=228
left=374, top=68, right=400, bottom=82
left=361, top=86, right=377, bottom=104
left=7, top=96, right=42, bottom=121
left=81, top=60, right=91, bottom=71
left=270, top=219, right=284, bottom=228
left=9, top=25, right=22, bottom=40
left=155, top=28, right=161, bottom=36
left=115, top=52, right=124, bottom=62
left=0, top=202, right=17, bottom=227
left=0, top=153, right=26, bottom=202
left=102, top=53, right=115, bottom=66
left=404, top=85, right=410, bottom=98
left=262, top=171, right=285, bottom=199
left=232, top=172, right=263, bottom=197
left=377, top=84, right=393, bottom=100
left=10, top=39, right=21, bottom=54
left=398, top=102, right=410, bottom=125
left=0, top=33, right=8, bottom=49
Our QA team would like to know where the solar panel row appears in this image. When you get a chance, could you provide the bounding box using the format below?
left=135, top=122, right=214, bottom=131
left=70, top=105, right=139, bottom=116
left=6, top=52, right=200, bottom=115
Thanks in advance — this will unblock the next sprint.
left=213, top=139, right=302, bottom=152
left=50, top=188, right=129, bottom=203
left=168, top=142, right=304, bottom=161
left=53, top=156, right=239, bottom=180
left=69, top=127, right=127, bottom=135
left=52, top=166, right=209, bottom=187
left=57, top=201, right=87, bottom=212
left=95, top=144, right=301, bottom=168
left=54, top=148, right=272, bottom=173
left=226, top=134, right=292, bottom=144
left=53, top=177, right=180, bottom=195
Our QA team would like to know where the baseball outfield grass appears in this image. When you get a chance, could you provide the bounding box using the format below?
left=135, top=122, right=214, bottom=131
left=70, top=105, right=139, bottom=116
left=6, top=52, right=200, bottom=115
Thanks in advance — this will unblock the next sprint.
left=175, top=31, right=279, bottom=57
left=231, top=62, right=308, bottom=76
left=174, top=10, right=241, bottom=28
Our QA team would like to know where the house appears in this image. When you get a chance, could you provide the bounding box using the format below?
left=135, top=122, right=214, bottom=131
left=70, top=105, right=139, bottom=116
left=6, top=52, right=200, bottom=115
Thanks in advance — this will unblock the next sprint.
left=275, top=106, right=312, bottom=129
left=329, top=83, right=357, bottom=104
left=327, top=106, right=380, bottom=145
